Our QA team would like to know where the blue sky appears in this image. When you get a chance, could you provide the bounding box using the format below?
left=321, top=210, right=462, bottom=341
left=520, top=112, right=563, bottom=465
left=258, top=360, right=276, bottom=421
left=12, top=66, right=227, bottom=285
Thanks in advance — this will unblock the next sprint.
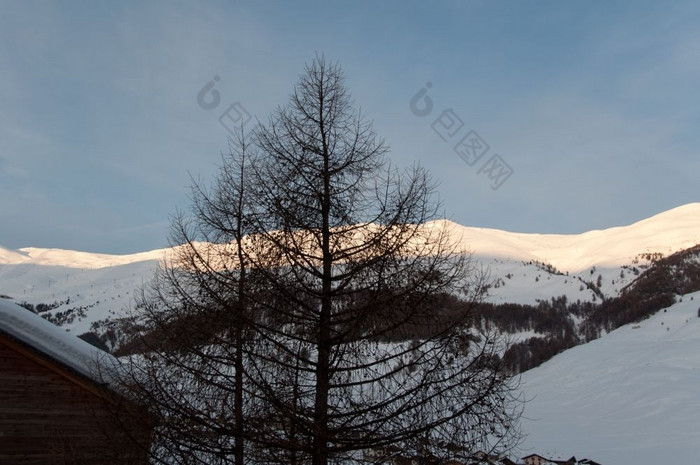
left=1, top=0, right=698, bottom=254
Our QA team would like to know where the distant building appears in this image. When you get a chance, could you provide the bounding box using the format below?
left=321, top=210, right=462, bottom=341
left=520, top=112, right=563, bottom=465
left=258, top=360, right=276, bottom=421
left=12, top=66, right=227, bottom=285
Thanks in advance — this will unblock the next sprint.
left=520, top=454, right=599, bottom=465
left=469, top=449, right=502, bottom=464
left=522, top=454, right=551, bottom=465
left=0, top=298, right=152, bottom=464
left=551, top=457, right=577, bottom=465
left=499, top=459, right=519, bottom=465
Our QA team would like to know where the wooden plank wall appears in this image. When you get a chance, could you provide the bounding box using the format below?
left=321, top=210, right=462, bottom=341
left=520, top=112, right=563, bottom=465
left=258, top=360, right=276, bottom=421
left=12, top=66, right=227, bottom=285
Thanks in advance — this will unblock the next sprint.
left=0, top=337, right=150, bottom=464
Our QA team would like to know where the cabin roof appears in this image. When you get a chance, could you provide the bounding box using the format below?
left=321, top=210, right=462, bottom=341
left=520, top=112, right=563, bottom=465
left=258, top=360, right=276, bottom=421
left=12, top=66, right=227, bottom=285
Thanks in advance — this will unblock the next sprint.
left=0, top=298, right=118, bottom=384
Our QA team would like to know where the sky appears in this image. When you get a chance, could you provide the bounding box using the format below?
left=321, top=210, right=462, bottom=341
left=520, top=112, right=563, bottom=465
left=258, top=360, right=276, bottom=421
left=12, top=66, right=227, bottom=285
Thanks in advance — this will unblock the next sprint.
left=1, top=0, right=698, bottom=254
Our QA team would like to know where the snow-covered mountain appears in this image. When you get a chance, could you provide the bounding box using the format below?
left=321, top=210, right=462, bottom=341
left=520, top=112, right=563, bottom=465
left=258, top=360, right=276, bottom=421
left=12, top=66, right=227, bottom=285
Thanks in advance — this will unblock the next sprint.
left=0, top=203, right=699, bottom=336
left=1, top=203, right=700, bottom=463
left=448, top=203, right=700, bottom=271
left=0, top=246, right=168, bottom=268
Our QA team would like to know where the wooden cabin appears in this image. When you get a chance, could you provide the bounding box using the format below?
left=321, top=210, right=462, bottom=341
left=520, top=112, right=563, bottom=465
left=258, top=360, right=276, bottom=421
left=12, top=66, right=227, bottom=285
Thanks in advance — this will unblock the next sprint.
left=0, top=298, right=152, bottom=464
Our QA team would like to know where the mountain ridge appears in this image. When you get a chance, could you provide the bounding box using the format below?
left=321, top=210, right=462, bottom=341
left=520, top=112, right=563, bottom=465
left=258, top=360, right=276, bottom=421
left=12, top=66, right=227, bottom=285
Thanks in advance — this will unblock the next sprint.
left=2, top=203, right=699, bottom=272
left=0, top=202, right=697, bottom=347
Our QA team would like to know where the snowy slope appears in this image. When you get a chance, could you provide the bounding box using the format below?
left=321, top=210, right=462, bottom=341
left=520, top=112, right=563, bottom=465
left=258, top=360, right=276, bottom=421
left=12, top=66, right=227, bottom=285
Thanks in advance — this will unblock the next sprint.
left=0, top=259, right=160, bottom=336
left=12, top=247, right=168, bottom=268
left=0, top=245, right=29, bottom=265
left=0, top=203, right=698, bottom=335
left=446, top=203, right=700, bottom=272
left=519, top=291, right=700, bottom=464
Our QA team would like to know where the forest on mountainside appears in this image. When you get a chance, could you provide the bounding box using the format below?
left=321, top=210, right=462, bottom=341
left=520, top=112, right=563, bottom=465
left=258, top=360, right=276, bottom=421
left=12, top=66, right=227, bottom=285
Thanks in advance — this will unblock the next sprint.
left=14, top=244, right=700, bottom=376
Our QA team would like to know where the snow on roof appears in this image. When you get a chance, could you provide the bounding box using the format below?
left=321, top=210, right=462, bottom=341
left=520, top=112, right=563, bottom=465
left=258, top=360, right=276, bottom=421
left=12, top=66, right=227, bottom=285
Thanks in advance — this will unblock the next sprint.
left=0, top=297, right=118, bottom=384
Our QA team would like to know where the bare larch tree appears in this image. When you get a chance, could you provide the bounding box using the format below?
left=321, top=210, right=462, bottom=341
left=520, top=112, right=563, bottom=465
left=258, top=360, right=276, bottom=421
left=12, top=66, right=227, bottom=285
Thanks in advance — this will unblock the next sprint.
left=112, top=56, right=521, bottom=465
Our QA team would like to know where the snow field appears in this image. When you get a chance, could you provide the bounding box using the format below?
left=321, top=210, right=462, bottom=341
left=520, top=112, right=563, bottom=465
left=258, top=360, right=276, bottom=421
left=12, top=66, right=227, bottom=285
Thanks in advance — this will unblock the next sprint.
left=519, top=291, right=700, bottom=464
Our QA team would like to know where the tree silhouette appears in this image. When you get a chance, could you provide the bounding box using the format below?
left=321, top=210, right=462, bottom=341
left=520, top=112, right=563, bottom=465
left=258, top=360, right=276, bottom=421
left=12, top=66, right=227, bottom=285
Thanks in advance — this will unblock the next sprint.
left=112, top=56, right=521, bottom=464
